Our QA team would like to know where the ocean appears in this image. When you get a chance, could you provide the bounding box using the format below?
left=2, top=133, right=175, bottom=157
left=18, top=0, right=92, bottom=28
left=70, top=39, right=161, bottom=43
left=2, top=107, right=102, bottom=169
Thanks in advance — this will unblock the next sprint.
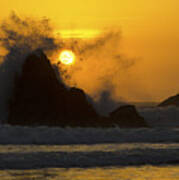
left=0, top=126, right=179, bottom=179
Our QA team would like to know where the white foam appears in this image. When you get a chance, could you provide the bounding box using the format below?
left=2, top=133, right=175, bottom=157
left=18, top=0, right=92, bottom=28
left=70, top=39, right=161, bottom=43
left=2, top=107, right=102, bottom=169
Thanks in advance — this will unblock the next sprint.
left=0, top=125, right=179, bottom=145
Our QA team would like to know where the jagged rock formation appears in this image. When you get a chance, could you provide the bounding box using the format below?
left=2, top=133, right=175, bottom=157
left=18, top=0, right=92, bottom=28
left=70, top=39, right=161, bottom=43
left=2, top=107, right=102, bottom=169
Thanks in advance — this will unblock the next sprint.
left=8, top=50, right=98, bottom=127
left=158, top=94, right=179, bottom=107
left=8, top=49, right=148, bottom=128
left=110, top=105, right=149, bottom=128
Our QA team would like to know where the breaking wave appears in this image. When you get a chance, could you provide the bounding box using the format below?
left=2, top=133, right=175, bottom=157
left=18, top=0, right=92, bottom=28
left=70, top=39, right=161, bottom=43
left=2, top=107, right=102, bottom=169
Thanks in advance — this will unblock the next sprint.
left=0, top=125, right=179, bottom=145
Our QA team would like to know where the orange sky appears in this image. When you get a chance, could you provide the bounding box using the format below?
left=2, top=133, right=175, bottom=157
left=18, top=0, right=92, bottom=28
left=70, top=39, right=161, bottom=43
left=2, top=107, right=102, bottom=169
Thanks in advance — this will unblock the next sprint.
left=0, top=0, right=179, bottom=102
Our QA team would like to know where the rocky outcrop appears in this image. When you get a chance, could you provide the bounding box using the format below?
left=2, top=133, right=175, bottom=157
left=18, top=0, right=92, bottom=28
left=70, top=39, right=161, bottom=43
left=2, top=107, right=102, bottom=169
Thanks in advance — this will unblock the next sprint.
left=8, top=49, right=148, bottom=128
left=158, top=94, right=179, bottom=107
left=109, top=105, right=149, bottom=128
left=8, top=49, right=98, bottom=127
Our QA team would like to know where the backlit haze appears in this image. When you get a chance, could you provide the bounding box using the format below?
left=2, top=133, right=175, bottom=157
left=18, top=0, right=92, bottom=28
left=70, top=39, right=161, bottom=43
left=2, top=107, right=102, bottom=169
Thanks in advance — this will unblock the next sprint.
left=0, top=0, right=179, bottom=102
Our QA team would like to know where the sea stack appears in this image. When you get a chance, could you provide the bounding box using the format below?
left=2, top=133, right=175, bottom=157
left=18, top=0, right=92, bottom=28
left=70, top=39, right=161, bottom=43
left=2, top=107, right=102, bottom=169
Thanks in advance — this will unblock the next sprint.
left=8, top=49, right=148, bottom=128
left=8, top=49, right=98, bottom=127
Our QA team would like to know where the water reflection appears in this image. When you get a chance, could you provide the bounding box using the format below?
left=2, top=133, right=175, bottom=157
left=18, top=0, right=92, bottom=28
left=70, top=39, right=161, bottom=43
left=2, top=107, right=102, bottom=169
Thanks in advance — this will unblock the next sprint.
left=1, top=166, right=179, bottom=180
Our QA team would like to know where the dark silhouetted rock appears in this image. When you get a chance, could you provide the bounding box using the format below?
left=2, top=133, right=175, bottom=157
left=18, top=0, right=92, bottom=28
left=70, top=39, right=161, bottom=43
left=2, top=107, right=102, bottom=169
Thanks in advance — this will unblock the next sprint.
left=8, top=49, right=98, bottom=127
left=65, top=87, right=99, bottom=126
left=8, top=49, right=148, bottom=128
left=109, top=105, right=149, bottom=128
left=158, top=94, right=179, bottom=107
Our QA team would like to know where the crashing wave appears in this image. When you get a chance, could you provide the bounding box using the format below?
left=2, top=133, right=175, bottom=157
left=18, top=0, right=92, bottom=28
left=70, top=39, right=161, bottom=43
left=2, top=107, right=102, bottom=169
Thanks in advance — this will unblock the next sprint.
left=0, top=125, right=179, bottom=145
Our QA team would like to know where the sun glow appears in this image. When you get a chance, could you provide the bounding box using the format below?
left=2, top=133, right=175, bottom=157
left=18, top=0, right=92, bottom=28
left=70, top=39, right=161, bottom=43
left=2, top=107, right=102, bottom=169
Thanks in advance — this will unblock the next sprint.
left=59, top=50, right=75, bottom=65
left=55, top=29, right=101, bottom=39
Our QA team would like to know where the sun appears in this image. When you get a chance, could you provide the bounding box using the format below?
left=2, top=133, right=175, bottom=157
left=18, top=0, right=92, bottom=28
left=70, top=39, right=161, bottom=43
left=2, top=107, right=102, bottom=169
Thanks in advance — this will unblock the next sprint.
left=59, top=50, right=75, bottom=65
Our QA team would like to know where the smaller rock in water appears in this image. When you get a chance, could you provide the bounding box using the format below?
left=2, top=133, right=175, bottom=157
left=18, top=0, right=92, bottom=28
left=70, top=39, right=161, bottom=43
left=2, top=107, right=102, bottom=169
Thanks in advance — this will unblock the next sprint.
left=110, top=105, right=149, bottom=128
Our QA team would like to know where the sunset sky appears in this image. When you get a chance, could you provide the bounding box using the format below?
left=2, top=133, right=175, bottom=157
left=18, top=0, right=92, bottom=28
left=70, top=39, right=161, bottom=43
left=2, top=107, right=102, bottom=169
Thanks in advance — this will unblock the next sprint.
left=0, top=0, right=179, bottom=102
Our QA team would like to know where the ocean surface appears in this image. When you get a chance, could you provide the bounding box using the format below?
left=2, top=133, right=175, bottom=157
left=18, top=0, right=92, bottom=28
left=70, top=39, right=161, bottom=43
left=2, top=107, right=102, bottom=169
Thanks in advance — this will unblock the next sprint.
left=0, top=126, right=179, bottom=179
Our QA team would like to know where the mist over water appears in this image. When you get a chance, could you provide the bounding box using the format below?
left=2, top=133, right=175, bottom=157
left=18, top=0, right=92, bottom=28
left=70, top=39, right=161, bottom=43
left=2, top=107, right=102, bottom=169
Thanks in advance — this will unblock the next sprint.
left=1, top=13, right=179, bottom=123
left=0, top=13, right=140, bottom=121
left=59, top=31, right=135, bottom=101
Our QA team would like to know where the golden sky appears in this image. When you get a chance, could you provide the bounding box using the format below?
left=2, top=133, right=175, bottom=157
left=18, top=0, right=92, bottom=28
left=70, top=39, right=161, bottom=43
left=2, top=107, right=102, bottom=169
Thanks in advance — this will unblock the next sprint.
left=0, top=0, right=179, bottom=101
